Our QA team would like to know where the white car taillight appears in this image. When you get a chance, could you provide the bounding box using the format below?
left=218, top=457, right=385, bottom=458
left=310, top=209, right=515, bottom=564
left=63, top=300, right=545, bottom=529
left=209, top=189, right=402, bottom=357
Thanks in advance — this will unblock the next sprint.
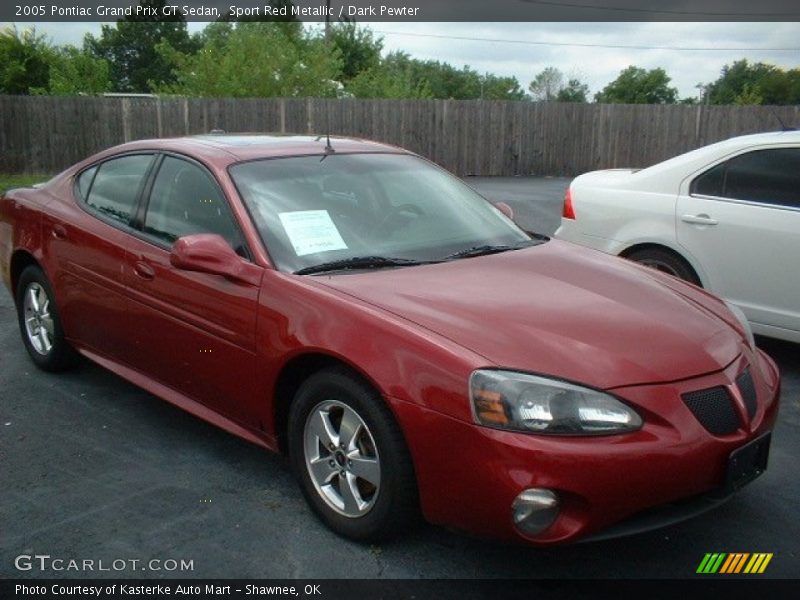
left=563, top=188, right=576, bottom=220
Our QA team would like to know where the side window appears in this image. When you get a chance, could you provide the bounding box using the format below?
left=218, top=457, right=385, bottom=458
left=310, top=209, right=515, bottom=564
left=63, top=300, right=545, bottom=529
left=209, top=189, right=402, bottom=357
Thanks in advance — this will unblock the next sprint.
left=724, top=149, right=800, bottom=208
left=76, top=165, right=97, bottom=201
left=85, top=155, right=154, bottom=225
left=144, top=156, right=245, bottom=253
left=691, top=162, right=725, bottom=197
left=691, top=148, right=800, bottom=208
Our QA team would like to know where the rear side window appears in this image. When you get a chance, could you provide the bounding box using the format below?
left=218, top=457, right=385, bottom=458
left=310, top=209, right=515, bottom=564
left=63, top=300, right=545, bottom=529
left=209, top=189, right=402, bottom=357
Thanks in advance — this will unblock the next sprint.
left=76, top=166, right=97, bottom=200
left=691, top=148, right=800, bottom=208
left=85, top=154, right=154, bottom=225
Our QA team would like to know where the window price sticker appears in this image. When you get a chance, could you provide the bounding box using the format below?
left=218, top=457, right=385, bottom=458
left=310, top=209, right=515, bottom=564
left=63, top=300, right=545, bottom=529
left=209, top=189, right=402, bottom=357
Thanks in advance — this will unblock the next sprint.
left=279, top=210, right=348, bottom=256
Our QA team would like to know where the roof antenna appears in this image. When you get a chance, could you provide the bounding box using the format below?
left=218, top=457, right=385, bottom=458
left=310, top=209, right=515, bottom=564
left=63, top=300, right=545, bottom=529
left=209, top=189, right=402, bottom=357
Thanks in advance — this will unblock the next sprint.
left=769, top=107, right=797, bottom=132
left=320, top=2, right=336, bottom=160
left=321, top=98, right=336, bottom=160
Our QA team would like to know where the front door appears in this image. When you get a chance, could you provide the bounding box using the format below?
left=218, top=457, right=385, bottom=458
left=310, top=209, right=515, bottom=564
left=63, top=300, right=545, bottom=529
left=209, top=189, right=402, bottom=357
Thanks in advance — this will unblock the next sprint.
left=123, top=154, right=263, bottom=423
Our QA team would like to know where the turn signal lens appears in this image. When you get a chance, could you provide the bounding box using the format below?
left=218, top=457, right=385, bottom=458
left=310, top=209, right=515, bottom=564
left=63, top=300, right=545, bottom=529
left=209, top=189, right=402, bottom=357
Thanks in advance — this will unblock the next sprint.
left=473, top=389, right=509, bottom=425
left=470, top=369, right=642, bottom=436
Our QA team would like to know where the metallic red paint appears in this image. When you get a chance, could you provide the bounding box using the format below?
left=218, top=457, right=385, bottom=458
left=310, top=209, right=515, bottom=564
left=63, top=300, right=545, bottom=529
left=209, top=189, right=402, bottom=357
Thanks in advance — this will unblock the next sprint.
left=170, top=233, right=262, bottom=285
left=0, top=135, right=781, bottom=544
left=317, top=242, right=744, bottom=394
left=389, top=349, right=779, bottom=544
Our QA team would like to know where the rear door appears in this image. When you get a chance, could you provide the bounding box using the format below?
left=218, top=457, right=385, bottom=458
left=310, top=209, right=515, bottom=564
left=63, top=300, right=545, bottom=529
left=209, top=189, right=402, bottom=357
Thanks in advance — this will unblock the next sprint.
left=46, top=153, right=155, bottom=360
left=676, top=146, right=800, bottom=335
left=123, top=154, right=263, bottom=422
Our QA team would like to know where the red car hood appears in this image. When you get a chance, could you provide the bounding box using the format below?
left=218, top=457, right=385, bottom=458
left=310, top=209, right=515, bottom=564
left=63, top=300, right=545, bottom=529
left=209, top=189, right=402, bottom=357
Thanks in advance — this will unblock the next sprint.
left=314, top=240, right=741, bottom=389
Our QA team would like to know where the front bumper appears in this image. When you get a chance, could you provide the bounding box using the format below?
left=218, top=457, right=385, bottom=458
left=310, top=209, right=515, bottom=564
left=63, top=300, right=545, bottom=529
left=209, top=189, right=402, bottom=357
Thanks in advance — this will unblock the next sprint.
left=390, top=348, right=780, bottom=545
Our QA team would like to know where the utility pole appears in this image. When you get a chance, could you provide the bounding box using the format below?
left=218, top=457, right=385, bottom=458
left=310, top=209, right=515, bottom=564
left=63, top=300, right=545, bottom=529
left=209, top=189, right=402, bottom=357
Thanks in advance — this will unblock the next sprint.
left=325, top=0, right=331, bottom=43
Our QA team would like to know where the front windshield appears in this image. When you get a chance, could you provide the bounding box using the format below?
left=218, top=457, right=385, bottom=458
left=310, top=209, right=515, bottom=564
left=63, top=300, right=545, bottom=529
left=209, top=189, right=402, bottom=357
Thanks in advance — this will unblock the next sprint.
left=230, top=153, right=534, bottom=273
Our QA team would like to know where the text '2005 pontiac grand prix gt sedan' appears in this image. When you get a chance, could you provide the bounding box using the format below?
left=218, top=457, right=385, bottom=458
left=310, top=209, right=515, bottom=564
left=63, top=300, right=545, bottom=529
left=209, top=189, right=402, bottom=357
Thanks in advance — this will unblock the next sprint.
left=0, top=135, right=780, bottom=544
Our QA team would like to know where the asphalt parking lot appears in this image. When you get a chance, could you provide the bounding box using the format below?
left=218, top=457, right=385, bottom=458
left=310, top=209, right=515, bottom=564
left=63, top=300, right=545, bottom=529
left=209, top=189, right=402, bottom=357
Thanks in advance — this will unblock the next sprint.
left=1, top=177, right=798, bottom=579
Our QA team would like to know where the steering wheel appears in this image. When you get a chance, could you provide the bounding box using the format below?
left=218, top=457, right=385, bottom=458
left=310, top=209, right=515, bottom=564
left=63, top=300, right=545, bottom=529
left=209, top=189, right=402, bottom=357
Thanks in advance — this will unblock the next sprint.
left=376, top=203, right=424, bottom=234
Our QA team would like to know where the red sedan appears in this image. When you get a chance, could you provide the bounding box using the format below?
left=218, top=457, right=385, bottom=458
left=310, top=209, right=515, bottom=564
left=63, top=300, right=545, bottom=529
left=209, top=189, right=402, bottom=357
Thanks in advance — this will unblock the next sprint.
left=0, top=135, right=780, bottom=544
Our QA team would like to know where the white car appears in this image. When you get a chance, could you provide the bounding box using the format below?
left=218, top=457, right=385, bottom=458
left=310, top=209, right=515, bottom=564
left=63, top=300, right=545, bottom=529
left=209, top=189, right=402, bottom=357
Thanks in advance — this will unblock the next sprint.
left=555, top=130, right=800, bottom=344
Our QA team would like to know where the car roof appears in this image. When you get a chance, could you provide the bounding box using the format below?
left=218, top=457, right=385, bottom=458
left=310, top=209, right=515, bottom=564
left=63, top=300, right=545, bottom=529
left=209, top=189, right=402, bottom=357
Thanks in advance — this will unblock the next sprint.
left=110, top=134, right=405, bottom=165
left=634, top=129, right=800, bottom=179
left=702, top=129, right=800, bottom=149
left=663, top=130, right=800, bottom=164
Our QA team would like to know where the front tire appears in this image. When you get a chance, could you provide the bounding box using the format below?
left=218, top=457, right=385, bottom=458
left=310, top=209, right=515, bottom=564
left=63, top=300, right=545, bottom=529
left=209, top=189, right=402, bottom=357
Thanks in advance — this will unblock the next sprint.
left=288, top=367, right=418, bottom=542
left=16, top=266, right=78, bottom=371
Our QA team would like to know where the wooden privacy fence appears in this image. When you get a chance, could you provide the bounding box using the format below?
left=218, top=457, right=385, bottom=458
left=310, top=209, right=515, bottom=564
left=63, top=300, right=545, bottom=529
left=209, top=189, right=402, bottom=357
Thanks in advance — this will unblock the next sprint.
left=1, top=95, right=798, bottom=176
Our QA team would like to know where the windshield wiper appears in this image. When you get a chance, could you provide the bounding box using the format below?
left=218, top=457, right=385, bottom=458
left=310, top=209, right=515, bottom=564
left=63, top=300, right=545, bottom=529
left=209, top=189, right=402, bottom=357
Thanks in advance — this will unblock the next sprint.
left=443, top=240, right=538, bottom=261
left=294, top=256, right=437, bottom=275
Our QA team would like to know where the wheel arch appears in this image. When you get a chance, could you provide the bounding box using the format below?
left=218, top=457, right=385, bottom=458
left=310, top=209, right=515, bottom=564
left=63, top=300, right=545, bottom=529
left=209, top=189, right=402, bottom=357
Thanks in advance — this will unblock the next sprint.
left=272, top=351, right=391, bottom=455
left=9, top=249, right=42, bottom=301
left=618, top=242, right=707, bottom=287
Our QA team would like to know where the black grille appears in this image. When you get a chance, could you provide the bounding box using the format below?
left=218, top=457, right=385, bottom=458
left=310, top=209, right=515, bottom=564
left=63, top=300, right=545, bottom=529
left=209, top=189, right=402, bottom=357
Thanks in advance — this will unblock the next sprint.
left=682, top=386, right=740, bottom=435
left=737, top=368, right=758, bottom=419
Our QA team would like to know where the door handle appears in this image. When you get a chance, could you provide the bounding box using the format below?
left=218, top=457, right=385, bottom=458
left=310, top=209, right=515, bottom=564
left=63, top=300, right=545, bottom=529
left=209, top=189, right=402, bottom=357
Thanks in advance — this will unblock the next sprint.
left=681, top=214, right=718, bottom=226
left=52, top=224, right=67, bottom=239
left=133, top=261, right=155, bottom=281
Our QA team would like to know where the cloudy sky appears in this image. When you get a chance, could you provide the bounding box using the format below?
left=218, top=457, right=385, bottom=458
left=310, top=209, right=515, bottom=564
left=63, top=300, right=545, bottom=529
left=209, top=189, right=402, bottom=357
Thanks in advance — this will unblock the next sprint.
left=13, top=21, right=800, bottom=98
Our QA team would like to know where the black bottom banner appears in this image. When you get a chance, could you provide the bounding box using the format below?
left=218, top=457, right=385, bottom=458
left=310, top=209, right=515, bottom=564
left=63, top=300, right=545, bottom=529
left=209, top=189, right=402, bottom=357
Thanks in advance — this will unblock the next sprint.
left=1, top=579, right=798, bottom=600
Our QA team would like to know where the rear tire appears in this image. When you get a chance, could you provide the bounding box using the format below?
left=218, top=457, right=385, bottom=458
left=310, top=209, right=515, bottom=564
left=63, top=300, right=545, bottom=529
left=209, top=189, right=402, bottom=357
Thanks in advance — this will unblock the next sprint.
left=16, top=266, right=78, bottom=371
left=288, top=366, right=419, bottom=542
left=625, top=248, right=701, bottom=286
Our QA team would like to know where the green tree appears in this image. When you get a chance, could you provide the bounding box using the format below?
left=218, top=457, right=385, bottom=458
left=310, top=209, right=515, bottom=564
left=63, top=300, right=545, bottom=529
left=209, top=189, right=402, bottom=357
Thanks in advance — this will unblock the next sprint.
left=760, top=68, right=800, bottom=105
left=192, top=21, right=234, bottom=50
left=479, top=73, right=527, bottom=101
left=705, top=59, right=800, bottom=105
left=0, top=26, right=53, bottom=94
left=595, top=66, right=678, bottom=104
left=556, top=78, right=589, bottom=103
left=48, top=46, right=111, bottom=95
left=85, top=0, right=199, bottom=92
left=433, top=63, right=481, bottom=98
left=734, top=83, right=764, bottom=105
left=156, top=23, right=342, bottom=98
left=347, top=63, right=433, bottom=99
left=707, top=60, right=774, bottom=105
left=329, top=23, right=383, bottom=82
left=351, top=52, right=525, bottom=100
left=529, top=67, right=564, bottom=102
left=346, top=52, right=433, bottom=98
left=529, top=68, right=589, bottom=103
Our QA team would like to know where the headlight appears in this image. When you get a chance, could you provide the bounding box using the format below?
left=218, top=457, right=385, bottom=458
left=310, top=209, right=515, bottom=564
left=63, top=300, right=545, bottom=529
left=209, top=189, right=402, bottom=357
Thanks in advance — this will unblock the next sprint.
left=470, top=369, right=642, bottom=436
left=724, top=300, right=756, bottom=350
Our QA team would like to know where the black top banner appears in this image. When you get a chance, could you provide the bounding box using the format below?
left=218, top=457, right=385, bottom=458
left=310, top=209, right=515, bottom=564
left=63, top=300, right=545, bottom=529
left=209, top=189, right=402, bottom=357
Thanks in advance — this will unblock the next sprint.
left=4, top=0, right=800, bottom=22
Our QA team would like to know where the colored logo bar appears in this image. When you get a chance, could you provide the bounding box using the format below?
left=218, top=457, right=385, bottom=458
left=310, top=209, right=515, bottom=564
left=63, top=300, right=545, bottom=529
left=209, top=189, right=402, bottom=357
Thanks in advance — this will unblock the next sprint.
left=697, top=553, right=773, bottom=574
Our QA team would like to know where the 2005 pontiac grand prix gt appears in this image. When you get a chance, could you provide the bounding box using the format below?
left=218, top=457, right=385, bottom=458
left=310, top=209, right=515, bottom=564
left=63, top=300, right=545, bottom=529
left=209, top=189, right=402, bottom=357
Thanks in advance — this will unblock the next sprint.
left=0, top=135, right=780, bottom=544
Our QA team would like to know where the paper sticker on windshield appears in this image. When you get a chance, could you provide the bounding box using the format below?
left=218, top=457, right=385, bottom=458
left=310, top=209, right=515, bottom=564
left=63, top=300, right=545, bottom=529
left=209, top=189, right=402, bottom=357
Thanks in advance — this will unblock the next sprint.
left=279, top=210, right=348, bottom=256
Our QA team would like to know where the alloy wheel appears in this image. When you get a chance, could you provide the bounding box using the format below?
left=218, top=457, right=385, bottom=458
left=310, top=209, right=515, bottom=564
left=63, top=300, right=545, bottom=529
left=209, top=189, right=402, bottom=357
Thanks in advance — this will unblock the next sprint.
left=303, top=399, right=381, bottom=518
left=23, top=282, right=55, bottom=355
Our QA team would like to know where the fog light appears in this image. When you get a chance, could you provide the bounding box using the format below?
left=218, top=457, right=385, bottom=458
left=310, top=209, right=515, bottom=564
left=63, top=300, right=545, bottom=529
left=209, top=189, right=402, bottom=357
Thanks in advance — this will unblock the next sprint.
left=512, top=489, right=559, bottom=536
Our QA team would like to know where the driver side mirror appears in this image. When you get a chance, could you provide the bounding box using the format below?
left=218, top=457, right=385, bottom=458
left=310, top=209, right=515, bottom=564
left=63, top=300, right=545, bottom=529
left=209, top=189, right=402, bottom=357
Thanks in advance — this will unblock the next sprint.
left=170, top=234, right=261, bottom=286
left=494, top=202, right=514, bottom=221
